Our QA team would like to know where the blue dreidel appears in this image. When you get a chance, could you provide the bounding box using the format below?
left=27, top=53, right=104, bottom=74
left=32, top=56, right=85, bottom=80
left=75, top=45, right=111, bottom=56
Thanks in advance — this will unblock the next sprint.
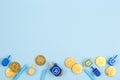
left=1, top=55, right=11, bottom=67
left=91, top=66, right=101, bottom=77
left=49, top=63, right=63, bottom=77
left=108, top=55, right=118, bottom=66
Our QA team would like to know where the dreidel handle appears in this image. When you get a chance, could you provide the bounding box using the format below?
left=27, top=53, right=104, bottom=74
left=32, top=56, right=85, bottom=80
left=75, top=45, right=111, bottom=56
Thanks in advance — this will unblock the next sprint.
left=7, top=55, right=11, bottom=60
left=113, top=55, right=118, bottom=59
left=49, top=62, right=54, bottom=67
left=91, top=66, right=94, bottom=71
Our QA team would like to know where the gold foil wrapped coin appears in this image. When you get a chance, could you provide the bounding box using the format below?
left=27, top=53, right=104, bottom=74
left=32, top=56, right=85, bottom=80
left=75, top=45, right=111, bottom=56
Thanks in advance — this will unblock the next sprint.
left=105, top=66, right=116, bottom=77
left=95, top=56, right=106, bottom=67
left=65, top=57, right=76, bottom=68
left=5, top=68, right=16, bottom=78
left=72, top=64, right=83, bottom=74
left=9, top=62, right=21, bottom=73
left=35, top=55, right=46, bottom=66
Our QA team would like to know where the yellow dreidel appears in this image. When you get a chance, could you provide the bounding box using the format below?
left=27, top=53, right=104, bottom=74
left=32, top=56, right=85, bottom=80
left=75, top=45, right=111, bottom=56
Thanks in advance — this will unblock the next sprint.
left=28, top=65, right=35, bottom=76
left=84, top=59, right=93, bottom=67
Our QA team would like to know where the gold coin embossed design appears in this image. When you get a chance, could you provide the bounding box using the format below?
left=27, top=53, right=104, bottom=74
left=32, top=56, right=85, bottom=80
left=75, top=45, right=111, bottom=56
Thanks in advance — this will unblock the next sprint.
left=105, top=66, right=116, bottom=77
left=6, top=68, right=16, bottom=78
left=95, top=56, right=106, bottom=67
left=72, top=64, right=83, bottom=74
left=35, top=55, right=46, bottom=66
left=65, top=57, right=76, bottom=68
left=10, top=62, right=21, bottom=73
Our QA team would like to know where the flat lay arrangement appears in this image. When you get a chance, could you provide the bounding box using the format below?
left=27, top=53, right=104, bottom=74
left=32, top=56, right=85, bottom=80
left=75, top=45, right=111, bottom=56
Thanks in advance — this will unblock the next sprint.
left=0, top=54, right=118, bottom=80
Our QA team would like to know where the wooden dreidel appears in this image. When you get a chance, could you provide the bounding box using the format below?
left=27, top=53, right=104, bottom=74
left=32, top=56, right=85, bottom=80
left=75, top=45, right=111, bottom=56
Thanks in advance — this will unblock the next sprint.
left=91, top=66, right=101, bottom=77
left=49, top=63, right=63, bottom=77
left=28, top=65, right=35, bottom=76
left=1, top=55, right=11, bottom=67
left=84, top=59, right=93, bottom=67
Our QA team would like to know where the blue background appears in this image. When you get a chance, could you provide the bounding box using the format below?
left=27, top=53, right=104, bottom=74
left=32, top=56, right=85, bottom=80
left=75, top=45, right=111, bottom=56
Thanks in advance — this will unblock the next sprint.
left=0, top=0, right=120, bottom=80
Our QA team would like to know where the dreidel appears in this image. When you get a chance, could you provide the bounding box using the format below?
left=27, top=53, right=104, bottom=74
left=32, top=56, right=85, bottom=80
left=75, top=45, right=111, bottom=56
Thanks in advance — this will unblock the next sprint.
left=28, top=65, right=35, bottom=75
left=84, top=59, right=93, bottom=67
left=1, top=55, right=11, bottom=67
left=108, top=55, right=118, bottom=66
left=49, top=63, right=63, bottom=77
left=91, top=66, right=101, bottom=77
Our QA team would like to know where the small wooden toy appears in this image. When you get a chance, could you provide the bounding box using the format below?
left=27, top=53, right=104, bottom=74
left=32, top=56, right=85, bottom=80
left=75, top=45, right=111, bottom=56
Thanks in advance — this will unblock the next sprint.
left=1, top=55, right=11, bottom=67
left=49, top=63, right=63, bottom=77
left=91, top=66, right=101, bottom=77
left=84, top=59, right=93, bottom=67
left=28, top=65, right=35, bottom=76
left=108, top=55, right=118, bottom=66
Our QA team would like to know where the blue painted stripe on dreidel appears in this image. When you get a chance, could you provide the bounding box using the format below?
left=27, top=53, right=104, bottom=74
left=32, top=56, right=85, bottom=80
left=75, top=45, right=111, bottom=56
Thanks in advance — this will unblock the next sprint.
left=40, top=69, right=47, bottom=80
left=12, top=64, right=28, bottom=80
left=84, top=69, right=96, bottom=80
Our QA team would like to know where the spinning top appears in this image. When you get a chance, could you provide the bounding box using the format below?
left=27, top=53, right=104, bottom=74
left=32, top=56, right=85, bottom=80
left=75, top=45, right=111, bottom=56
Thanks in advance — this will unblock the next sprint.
left=49, top=63, right=63, bottom=77
left=91, top=66, right=101, bottom=77
left=2, top=55, right=11, bottom=67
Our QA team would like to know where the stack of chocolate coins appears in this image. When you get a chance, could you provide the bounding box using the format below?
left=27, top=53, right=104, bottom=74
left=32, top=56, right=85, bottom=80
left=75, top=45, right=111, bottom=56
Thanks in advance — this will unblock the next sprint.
left=5, top=62, right=21, bottom=78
